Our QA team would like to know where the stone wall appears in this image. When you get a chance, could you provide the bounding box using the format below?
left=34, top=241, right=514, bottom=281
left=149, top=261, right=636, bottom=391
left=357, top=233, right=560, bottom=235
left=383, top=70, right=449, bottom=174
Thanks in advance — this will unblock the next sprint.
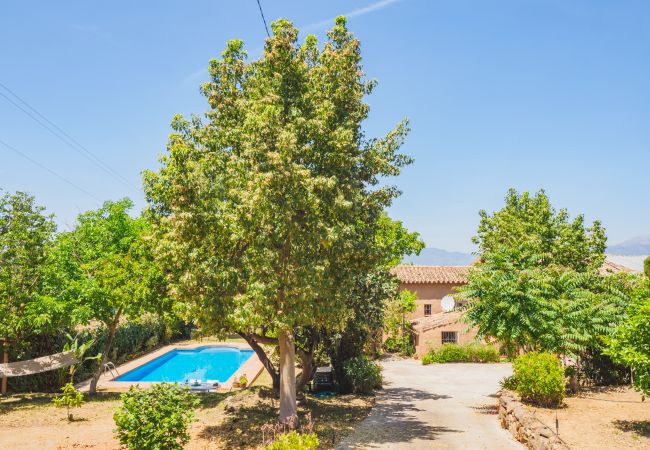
left=498, top=390, right=570, bottom=450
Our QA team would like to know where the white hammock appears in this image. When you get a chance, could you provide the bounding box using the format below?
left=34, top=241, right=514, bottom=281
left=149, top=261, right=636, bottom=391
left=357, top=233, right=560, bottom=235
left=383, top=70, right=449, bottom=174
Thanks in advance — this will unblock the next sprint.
left=0, top=351, right=78, bottom=378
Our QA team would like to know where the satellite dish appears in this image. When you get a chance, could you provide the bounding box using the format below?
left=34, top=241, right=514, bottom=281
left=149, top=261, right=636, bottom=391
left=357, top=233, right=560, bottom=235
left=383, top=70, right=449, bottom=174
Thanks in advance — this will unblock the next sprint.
left=441, top=295, right=456, bottom=312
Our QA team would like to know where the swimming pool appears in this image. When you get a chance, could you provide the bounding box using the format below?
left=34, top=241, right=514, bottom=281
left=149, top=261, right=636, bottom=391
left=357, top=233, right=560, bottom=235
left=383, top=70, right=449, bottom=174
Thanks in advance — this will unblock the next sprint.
left=115, top=346, right=254, bottom=383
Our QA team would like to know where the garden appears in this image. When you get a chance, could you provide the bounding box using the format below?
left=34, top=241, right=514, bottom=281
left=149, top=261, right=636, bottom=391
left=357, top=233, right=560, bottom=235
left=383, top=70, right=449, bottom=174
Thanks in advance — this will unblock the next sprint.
left=0, top=16, right=423, bottom=449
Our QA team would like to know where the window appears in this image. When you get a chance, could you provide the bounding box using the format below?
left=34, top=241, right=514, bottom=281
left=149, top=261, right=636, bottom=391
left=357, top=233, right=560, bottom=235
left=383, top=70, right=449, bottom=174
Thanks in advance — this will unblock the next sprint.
left=441, top=331, right=458, bottom=344
left=424, top=304, right=432, bottom=316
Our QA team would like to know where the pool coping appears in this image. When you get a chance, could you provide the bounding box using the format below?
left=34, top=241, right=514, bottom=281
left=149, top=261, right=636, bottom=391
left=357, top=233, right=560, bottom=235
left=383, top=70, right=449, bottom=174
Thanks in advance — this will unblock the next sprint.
left=76, top=341, right=264, bottom=393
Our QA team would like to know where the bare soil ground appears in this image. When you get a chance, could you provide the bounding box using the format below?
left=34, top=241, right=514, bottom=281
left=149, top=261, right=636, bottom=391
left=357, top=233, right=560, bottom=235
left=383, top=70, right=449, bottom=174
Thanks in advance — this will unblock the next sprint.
left=0, top=371, right=373, bottom=450
left=527, top=386, right=650, bottom=450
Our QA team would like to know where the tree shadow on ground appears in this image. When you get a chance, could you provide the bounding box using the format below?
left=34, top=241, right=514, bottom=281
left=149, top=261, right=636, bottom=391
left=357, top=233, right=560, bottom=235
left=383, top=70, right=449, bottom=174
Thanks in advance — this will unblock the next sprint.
left=337, top=386, right=463, bottom=448
left=198, top=387, right=373, bottom=449
left=0, top=391, right=121, bottom=414
left=613, top=420, right=650, bottom=438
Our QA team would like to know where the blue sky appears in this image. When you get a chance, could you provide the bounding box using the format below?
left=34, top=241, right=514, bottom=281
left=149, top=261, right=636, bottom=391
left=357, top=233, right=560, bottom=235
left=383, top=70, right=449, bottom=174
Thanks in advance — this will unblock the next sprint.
left=1, top=0, right=648, bottom=252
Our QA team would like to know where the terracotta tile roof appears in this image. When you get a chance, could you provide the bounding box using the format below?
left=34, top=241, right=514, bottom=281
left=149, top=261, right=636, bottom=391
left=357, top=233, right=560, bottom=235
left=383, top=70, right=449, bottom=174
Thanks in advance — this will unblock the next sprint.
left=599, top=259, right=637, bottom=276
left=391, top=265, right=471, bottom=284
left=412, top=311, right=463, bottom=332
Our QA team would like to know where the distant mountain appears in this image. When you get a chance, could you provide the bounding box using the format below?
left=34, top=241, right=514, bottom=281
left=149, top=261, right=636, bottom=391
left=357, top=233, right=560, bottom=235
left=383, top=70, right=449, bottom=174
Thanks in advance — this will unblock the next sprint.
left=402, top=247, right=474, bottom=266
left=607, top=235, right=650, bottom=256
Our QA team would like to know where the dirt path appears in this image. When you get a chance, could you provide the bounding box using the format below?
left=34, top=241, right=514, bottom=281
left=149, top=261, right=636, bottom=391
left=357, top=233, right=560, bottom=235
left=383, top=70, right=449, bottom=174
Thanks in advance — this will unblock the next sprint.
left=337, top=358, right=522, bottom=449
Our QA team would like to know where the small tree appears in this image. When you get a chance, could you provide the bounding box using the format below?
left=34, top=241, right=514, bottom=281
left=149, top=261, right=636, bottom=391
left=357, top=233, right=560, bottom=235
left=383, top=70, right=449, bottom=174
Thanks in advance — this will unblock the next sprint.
left=606, top=279, right=650, bottom=398
left=52, top=199, right=167, bottom=394
left=53, top=382, right=84, bottom=421
left=62, top=334, right=99, bottom=384
left=114, top=384, right=199, bottom=450
left=384, top=289, right=417, bottom=355
left=644, top=255, right=650, bottom=278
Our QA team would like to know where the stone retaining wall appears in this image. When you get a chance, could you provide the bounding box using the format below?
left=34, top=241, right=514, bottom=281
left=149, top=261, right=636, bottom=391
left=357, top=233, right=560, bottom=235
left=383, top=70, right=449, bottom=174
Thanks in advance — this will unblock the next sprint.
left=498, top=390, right=570, bottom=450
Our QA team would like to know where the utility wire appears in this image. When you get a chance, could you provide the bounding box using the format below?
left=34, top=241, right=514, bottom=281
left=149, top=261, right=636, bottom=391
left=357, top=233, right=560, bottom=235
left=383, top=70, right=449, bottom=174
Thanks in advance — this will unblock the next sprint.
left=0, top=82, right=137, bottom=191
left=256, top=0, right=270, bottom=37
left=0, top=138, right=101, bottom=202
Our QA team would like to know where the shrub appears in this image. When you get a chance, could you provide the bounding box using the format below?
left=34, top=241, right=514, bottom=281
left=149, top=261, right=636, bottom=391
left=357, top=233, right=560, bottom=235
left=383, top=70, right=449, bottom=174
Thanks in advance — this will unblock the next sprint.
left=421, top=344, right=500, bottom=364
left=113, top=383, right=199, bottom=450
left=342, top=356, right=382, bottom=394
left=511, top=352, right=565, bottom=407
left=52, top=382, right=84, bottom=421
left=265, top=431, right=319, bottom=450
left=421, top=353, right=436, bottom=365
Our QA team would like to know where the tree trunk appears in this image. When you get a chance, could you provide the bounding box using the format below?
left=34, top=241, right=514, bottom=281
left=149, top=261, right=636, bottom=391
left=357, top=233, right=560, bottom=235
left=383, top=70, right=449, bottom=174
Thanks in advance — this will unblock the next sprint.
left=296, top=347, right=315, bottom=392
left=240, top=333, right=280, bottom=390
left=1, top=343, right=8, bottom=395
left=89, top=311, right=121, bottom=395
left=278, top=329, right=297, bottom=425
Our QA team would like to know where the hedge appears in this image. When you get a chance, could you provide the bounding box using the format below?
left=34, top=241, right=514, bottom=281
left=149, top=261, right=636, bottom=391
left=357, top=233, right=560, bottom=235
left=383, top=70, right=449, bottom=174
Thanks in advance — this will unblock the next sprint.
left=5, top=315, right=190, bottom=393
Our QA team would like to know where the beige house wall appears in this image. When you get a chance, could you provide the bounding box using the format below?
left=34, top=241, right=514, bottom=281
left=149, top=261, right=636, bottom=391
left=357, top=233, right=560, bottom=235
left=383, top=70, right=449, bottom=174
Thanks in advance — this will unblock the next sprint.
left=399, top=281, right=480, bottom=357
left=413, top=322, right=479, bottom=357
left=400, top=282, right=461, bottom=320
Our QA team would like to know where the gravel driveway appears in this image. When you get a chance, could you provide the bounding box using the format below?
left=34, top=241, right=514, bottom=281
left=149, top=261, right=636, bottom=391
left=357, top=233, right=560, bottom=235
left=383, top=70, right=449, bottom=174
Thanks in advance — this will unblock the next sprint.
left=338, top=358, right=523, bottom=449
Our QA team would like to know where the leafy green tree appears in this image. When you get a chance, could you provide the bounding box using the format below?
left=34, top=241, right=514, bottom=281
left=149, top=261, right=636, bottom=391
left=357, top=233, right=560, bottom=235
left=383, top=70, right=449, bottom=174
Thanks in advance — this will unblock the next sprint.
left=383, top=289, right=417, bottom=355
left=606, top=279, right=650, bottom=397
left=144, top=17, right=411, bottom=421
left=458, top=189, right=623, bottom=356
left=0, top=191, right=59, bottom=386
left=644, top=255, right=650, bottom=278
left=53, top=199, right=167, bottom=394
left=473, top=189, right=606, bottom=272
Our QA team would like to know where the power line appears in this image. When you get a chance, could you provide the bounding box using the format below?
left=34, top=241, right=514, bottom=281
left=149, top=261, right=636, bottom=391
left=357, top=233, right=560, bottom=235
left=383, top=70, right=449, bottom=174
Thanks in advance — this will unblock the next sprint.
left=0, top=82, right=137, bottom=191
left=0, top=138, right=102, bottom=202
left=256, top=0, right=270, bottom=37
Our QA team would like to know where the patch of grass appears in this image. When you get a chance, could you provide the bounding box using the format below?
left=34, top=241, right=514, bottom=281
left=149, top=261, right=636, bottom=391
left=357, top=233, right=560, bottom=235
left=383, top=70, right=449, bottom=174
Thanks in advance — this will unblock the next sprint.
left=0, top=391, right=121, bottom=414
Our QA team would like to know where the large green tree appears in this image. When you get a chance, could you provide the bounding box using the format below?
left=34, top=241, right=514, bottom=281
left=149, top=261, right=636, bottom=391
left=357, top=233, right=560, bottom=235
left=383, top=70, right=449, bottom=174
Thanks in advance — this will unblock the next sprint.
left=458, top=189, right=626, bottom=355
left=0, top=191, right=58, bottom=392
left=144, top=17, right=412, bottom=421
left=0, top=191, right=57, bottom=340
left=53, top=199, right=166, bottom=394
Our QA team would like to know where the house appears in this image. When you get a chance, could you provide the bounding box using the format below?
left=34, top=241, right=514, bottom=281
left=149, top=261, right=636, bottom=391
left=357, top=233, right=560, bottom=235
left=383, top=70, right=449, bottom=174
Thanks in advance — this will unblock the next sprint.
left=392, top=259, right=637, bottom=357
left=390, top=265, right=474, bottom=357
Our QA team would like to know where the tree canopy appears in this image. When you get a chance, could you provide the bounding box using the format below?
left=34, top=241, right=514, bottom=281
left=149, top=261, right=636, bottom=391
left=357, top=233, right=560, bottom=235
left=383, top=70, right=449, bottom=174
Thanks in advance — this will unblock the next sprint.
left=606, top=277, right=650, bottom=397
left=0, top=191, right=58, bottom=349
left=52, top=199, right=166, bottom=393
left=458, top=189, right=627, bottom=355
left=144, top=17, right=412, bottom=421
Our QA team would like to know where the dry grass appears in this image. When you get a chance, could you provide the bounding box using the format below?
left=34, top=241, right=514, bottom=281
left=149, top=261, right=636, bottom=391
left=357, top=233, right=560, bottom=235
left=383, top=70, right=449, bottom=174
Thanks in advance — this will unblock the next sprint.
left=526, top=386, right=650, bottom=450
left=0, top=376, right=373, bottom=450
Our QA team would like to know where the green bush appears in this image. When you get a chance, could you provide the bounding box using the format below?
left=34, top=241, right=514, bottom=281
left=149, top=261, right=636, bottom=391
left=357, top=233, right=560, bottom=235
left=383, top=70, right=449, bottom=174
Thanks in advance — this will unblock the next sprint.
left=265, top=431, right=319, bottom=450
left=467, top=344, right=500, bottom=362
left=510, top=352, right=565, bottom=407
left=421, top=344, right=500, bottom=364
left=113, top=383, right=199, bottom=450
left=342, top=356, right=382, bottom=394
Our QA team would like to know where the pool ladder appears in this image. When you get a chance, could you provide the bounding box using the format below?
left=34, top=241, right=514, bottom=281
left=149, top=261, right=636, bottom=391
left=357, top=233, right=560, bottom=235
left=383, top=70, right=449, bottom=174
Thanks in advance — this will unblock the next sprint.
left=104, top=361, right=119, bottom=378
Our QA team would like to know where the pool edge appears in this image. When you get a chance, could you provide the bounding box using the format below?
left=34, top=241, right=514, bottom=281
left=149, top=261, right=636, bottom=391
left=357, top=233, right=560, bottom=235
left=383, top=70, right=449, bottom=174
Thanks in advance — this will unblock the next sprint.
left=75, top=341, right=264, bottom=393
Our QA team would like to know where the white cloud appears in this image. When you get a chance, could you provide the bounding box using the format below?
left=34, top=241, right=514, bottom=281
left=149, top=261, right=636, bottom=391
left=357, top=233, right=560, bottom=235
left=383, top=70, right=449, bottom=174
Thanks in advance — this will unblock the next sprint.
left=302, top=0, right=403, bottom=33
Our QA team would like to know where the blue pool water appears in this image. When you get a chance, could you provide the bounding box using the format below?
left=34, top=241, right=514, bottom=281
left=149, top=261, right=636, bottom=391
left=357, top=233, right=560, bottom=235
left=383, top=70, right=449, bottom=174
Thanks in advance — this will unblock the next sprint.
left=115, top=346, right=254, bottom=383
